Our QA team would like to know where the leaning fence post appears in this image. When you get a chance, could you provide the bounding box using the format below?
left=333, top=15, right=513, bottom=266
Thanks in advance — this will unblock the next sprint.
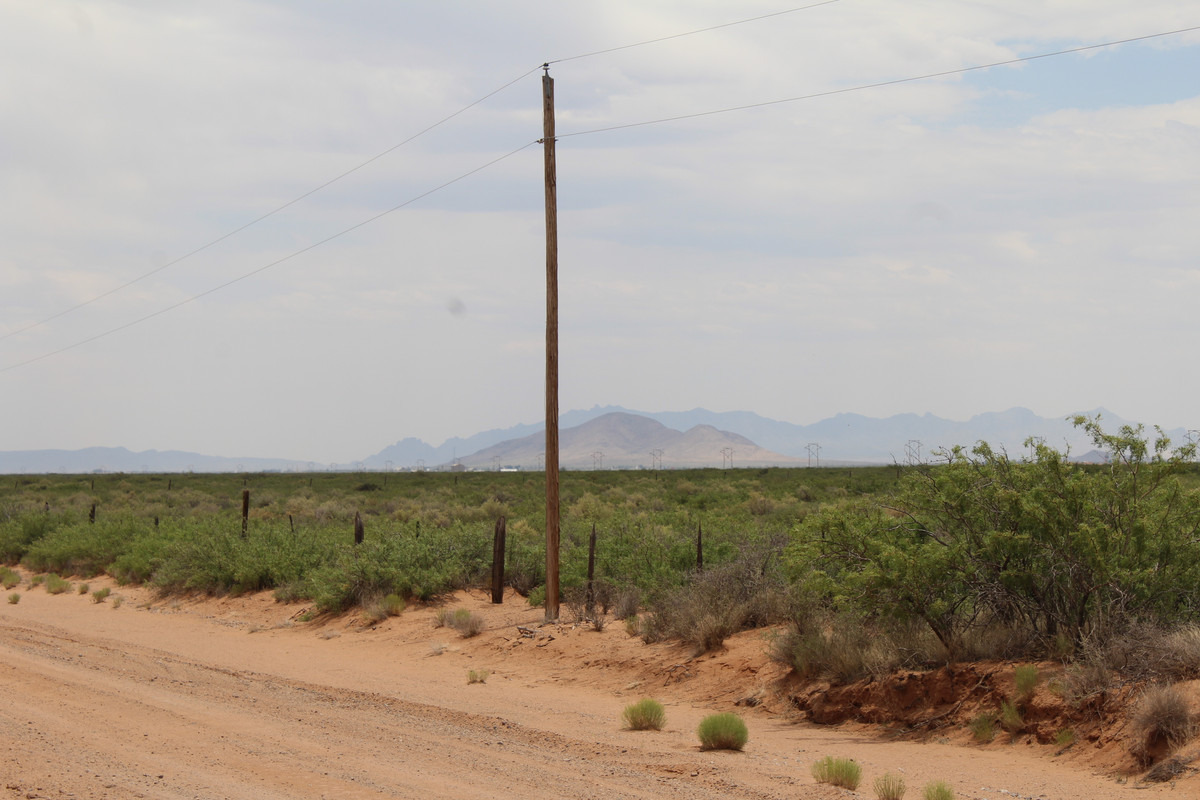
left=491, top=516, right=507, bottom=604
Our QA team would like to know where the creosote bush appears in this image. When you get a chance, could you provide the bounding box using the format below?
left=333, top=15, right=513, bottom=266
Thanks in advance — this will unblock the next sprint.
left=811, top=756, right=862, bottom=790
left=874, top=772, right=907, bottom=800
left=622, top=698, right=666, bottom=731
left=697, top=712, right=748, bottom=751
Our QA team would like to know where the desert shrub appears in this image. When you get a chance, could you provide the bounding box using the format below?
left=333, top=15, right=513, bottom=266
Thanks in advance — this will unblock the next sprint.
left=697, top=712, right=748, bottom=751
left=999, top=700, right=1024, bottom=733
left=0, top=512, right=68, bottom=563
left=0, top=566, right=20, bottom=589
left=640, top=543, right=791, bottom=653
left=790, top=419, right=1200, bottom=659
left=622, top=699, right=666, bottom=731
left=382, top=593, right=405, bottom=616
left=811, top=756, right=862, bottom=790
left=22, top=517, right=146, bottom=577
left=44, top=574, right=71, bottom=594
left=436, top=607, right=484, bottom=638
left=78, top=582, right=89, bottom=595
left=770, top=610, right=938, bottom=682
left=91, top=587, right=111, bottom=604
left=1132, top=684, right=1194, bottom=755
left=1055, top=728, right=1076, bottom=747
left=467, top=669, right=490, bottom=684
left=874, top=772, right=907, bottom=800
left=969, top=712, right=998, bottom=743
left=1013, top=664, right=1040, bottom=699
left=922, top=781, right=954, bottom=800
left=612, top=586, right=640, bottom=619
left=7, top=592, right=19, bottom=604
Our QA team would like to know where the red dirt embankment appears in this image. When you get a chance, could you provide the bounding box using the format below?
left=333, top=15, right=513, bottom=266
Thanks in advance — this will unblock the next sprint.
left=2, top=573, right=1198, bottom=799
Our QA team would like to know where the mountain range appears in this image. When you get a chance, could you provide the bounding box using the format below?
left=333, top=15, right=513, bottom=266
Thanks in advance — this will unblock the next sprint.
left=0, top=405, right=1183, bottom=474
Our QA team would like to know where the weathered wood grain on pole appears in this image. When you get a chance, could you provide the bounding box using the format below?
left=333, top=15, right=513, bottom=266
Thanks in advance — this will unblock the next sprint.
left=491, top=515, right=507, bottom=604
left=542, top=66, right=561, bottom=623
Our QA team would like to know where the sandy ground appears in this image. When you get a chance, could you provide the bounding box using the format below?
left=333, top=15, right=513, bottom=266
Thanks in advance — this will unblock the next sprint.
left=2, top=575, right=1197, bottom=800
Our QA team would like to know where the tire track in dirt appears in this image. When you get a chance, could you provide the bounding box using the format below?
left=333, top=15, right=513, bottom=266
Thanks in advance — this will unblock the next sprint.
left=0, top=617, right=833, bottom=800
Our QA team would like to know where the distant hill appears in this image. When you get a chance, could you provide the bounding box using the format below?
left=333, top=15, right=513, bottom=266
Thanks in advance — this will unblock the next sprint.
left=367, top=404, right=1184, bottom=468
left=456, top=412, right=801, bottom=470
left=0, top=447, right=296, bottom=475
left=1, top=406, right=1186, bottom=473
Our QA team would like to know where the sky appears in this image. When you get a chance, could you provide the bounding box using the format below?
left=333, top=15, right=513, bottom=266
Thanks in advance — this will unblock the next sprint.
left=1, top=1, right=1198, bottom=463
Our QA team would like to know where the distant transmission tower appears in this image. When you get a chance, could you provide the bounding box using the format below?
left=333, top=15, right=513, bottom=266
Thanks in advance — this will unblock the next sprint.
left=805, top=442, right=821, bottom=468
left=591, top=451, right=604, bottom=470
left=649, top=449, right=664, bottom=470
left=904, top=440, right=922, bottom=465
left=720, top=447, right=734, bottom=469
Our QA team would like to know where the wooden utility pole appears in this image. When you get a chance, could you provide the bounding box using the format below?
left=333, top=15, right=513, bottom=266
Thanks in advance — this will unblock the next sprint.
left=542, top=65, right=560, bottom=623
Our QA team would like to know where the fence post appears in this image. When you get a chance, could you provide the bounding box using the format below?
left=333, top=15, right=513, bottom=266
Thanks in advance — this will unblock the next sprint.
left=585, top=522, right=597, bottom=619
left=354, top=511, right=365, bottom=545
left=241, top=489, right=250, bottom=537
left=696, top=521, right=704, bottom=572
left=491, top=516, right=507, bottom=604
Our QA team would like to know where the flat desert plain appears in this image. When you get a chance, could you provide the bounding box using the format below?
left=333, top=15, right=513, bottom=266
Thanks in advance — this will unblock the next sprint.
left=3, top=574, right=1198, bottom=799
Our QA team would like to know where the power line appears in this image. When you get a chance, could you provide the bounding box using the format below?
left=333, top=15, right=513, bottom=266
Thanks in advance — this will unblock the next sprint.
left=3, top=3, right=841, bottom=343
left=0, top=141, right=537, bottom=374
left=0, top=65, right=544, bottom=345
left=547, top=0, right=840, bottom=64
left=558, top=24, right=1200, bottom=139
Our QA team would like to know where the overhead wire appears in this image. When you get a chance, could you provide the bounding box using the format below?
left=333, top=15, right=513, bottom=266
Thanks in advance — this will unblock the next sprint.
left=0, top=141, right=538, bottom=374
left=3, top=2, right=841, bottom=345
left=7, top=10, right=1195, bottom=375
left=558, top=24, right=1200, bottom=139
left=0, top=64, right=543, bottom=345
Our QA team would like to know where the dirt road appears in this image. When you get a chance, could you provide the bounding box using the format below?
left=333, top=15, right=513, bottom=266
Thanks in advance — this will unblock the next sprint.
left=1, top=578, right=1192, bottom=799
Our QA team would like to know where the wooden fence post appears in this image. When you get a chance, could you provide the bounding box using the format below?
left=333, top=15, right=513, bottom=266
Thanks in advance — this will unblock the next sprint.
left=585, top=522, right=597, bottom=619
left=89, top=504, right=96, bottom=525
left=241, top=489, right=250, bottom=537
left=491, top=516, right=507, bottom=604
left=354, top=511, right=365, bottom=545
left=696, top=521, right=704, bottom=572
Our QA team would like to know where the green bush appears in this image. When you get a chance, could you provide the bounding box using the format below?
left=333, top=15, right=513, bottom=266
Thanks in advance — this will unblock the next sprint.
left=697, top=712, right=748, bottom=751
left=44, top=574, right=71, bottom=594
left=91, top=587, right=111, bottom=604
left=0, top=566, right=19, bottom=590
left=1013, top=664, right=1040, bottom=699
left=922, top=781, right=954, bottom=800
left=999, top=700, right=1024, bottom=733
left=7, top=592, right=19, bottom=604
left=622, top=699, right=666, bottom=731
left=969, top=712, right=998, bottom=743
left=811, top=756, right=862, bottom=790
left=874, top=772, right=906, bottom=800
